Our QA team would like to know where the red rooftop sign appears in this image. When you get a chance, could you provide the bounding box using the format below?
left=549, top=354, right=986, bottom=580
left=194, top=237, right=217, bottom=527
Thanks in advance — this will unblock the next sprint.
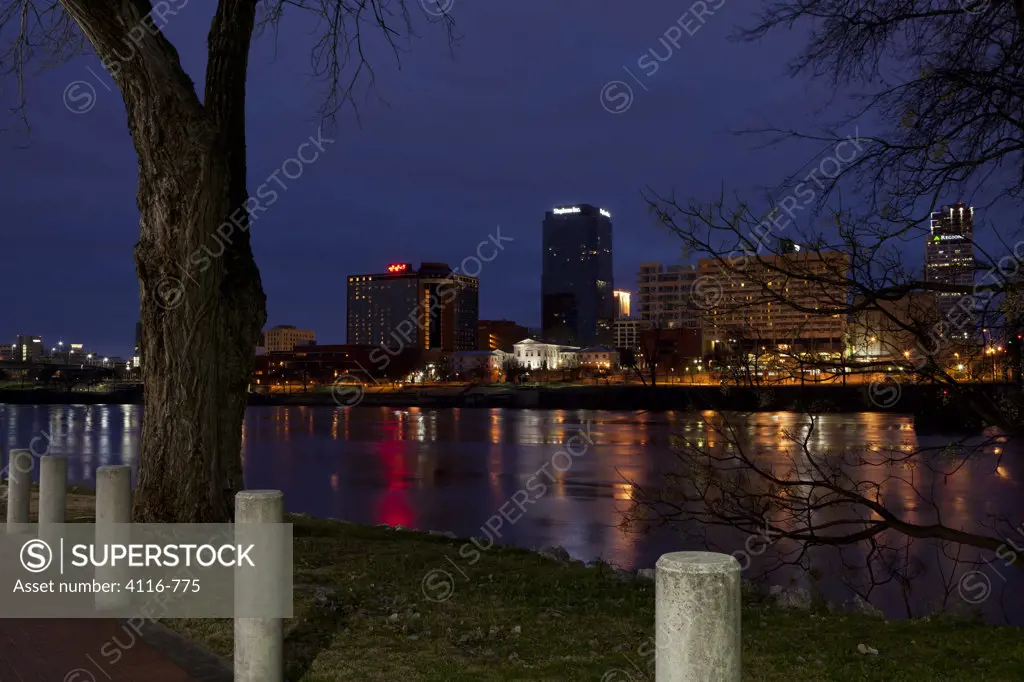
left=387, top=263, right=411, bottom=273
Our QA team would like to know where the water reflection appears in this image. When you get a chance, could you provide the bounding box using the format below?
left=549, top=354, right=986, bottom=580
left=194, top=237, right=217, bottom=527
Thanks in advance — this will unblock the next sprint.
left=0, top=404, right=1019, bottom=623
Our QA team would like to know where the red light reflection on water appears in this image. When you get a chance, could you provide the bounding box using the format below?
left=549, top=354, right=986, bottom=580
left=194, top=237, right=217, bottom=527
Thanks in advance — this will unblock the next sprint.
left=373, top=440, right=416, bottom=527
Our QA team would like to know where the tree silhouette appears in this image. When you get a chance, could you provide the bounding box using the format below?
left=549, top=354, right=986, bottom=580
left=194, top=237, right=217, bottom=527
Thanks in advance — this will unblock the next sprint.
left=0, top=1, right=452, bottom=521
left=631, top=0, right=1024, bottom=615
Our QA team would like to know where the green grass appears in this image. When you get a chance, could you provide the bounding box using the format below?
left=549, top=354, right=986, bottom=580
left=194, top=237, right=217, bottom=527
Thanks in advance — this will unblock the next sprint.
left=166, top=515, right=1024, bottom=681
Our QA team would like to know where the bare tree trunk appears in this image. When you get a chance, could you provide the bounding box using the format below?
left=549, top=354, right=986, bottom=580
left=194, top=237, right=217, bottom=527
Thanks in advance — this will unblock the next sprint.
left=135, top=165, right=265, bottom=521
left=62, top=0, right=265, bottom=522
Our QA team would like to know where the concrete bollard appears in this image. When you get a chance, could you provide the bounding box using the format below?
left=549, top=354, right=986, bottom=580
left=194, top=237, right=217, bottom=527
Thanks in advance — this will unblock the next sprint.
left=39, top=456, right=68, bottom=525
left=234, top=490, right=285, bottom=682
left=95, top=465, right=132, bottom=611
left=655, top=552, right=741, bottom=682
left=6, top=450, right=34, bottom=533
left=96, top=465, right=132, bottom=524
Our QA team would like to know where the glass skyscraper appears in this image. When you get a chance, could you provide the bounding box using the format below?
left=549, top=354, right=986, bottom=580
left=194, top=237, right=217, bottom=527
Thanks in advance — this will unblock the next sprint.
left=925, top=203, right=975, bottom=340
left=541, top=204, right=614, bottom=346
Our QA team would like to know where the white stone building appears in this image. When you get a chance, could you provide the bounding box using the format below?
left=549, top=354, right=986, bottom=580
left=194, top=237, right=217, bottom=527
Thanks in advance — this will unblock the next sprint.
left=512, top=338, right=581, bottom=370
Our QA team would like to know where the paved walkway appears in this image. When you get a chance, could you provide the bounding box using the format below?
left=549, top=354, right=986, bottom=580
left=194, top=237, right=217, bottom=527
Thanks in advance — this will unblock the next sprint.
left=0, top=619, right=210, bottom=681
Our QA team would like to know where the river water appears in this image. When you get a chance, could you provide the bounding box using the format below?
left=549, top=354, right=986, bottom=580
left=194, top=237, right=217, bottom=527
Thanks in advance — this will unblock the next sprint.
left=1, top=404, right=1020, bottom=624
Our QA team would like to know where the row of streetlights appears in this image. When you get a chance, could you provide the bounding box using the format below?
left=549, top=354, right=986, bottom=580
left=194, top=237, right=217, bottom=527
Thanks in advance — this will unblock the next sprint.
left=46, top=341, right=110, bottom=365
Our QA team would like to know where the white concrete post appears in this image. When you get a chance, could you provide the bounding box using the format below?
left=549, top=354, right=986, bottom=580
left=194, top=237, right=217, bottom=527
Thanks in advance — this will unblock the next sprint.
left=6, top=449, right=34, bottom=532
left=95, top=465, right=132, bottom=611
left=234, top=490, right=285, bottom=682
left=96, top=465, right=132, bottom=524
left=39, top=456, right=68, bottom=525
left=655, top=552, right=741, bottom=682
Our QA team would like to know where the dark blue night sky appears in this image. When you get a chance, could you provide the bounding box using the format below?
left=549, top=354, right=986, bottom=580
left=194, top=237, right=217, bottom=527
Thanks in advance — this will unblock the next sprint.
left=0, top=2, right=1001, bottom=357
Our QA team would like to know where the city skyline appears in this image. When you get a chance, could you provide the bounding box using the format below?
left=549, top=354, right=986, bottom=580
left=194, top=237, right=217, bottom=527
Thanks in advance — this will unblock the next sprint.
left=2, top=201, right=987, bottom=358
left=0, top=6, right=1012, bottom=357
left=0, top=4, right=946, bottom=357
left=0, top=5, right=1018, bottom=673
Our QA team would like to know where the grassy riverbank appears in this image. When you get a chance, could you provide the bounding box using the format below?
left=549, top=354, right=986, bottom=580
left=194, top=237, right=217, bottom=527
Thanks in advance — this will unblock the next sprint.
left=0, top=485, right=100, bottom=521
left=168, top=516, right=1022, bottom=681
left=3, top=494, right=1020, bottom=680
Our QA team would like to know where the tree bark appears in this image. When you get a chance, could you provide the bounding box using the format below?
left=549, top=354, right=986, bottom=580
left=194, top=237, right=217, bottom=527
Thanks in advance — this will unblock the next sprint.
left=61, top=0, right=265, bottom=522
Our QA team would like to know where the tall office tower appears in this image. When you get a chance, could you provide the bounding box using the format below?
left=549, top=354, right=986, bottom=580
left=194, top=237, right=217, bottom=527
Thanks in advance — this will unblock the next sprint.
left=925, top=203, right=976, bottom=339
left=541, top=204, right=614, bottom=346
left=613, top=290, right=631, bottom=319
left=347, top=262, right=479, bottom=352
left=636, top=262, right=699, bottom=328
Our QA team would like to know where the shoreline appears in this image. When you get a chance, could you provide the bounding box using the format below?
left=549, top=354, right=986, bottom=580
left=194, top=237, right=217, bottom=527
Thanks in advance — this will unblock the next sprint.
left=0, top=384, right=997, bottom=430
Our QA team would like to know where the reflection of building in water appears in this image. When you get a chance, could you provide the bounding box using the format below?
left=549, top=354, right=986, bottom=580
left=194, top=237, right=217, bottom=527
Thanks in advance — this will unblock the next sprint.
left=489, top=410, right=503, bottom=444
left=488, top=444, right=504, bottom=500
left=373, top=440, right=416, bottom=528
left=512, top=410, right=544, bottom=445
left=272, top=408, right=293, bottom=439
left=120, top=405, right=139, bottom=466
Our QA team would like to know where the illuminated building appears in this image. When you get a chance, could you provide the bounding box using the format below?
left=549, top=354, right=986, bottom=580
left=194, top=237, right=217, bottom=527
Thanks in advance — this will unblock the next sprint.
left=579, top=346, right=619, bottom=368
left=346, top=262, right=479, bottom=353
left=926, top=203, right=976, bottom=339
left=613, top=290, right=631, bottom=319
left=263, top=325, right=315, bottom=353
left=14, top=335, right=43, bottom=362
left=252, top=344, right=410, bottom=389
left=542, top=204, right=614, bottom=346
left=513, top=338, right=581, bottom=370
left=697, top=247, right=850, bottom=352
left=614, top=317, right=640, bottom=352
left=848, top=292, right=944, bottom=362
left=636, top=262, right=699, bottom=329
left=477, top=319, right=529, bottom=351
